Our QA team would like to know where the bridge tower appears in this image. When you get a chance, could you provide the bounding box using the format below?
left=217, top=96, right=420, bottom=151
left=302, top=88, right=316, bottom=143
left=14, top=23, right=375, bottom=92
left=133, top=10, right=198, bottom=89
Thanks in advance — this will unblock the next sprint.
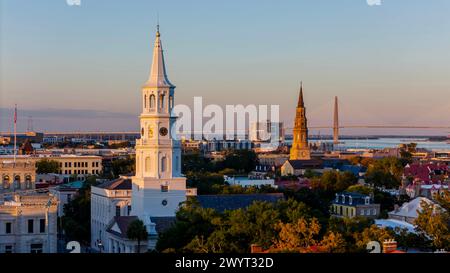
left=333, top=96, right=339, bottom=145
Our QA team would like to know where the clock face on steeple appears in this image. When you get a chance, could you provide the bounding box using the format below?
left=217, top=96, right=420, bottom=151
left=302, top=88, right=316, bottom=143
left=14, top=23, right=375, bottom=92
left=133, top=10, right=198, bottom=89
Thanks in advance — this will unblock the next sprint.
left=159, top=127, right=168, bottom=136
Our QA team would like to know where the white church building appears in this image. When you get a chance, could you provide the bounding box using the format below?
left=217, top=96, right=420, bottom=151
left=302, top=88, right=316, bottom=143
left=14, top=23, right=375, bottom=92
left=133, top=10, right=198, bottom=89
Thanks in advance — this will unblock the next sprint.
left=90, top=26, right=187, bottom=253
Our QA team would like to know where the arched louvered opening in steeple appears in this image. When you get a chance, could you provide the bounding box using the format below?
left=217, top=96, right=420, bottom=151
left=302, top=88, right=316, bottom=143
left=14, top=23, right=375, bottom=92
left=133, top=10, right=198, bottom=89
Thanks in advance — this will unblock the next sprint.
left=159, top=94, right=165, bottom=112
left=169, top=95, right=174, bottom=110
left=150, top=94, right=156, bottom=110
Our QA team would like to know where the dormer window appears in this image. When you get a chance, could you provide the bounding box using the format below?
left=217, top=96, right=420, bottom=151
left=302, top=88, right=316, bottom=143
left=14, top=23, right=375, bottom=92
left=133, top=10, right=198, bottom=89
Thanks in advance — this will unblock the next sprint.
left=349, top=196, right=353, bottom=205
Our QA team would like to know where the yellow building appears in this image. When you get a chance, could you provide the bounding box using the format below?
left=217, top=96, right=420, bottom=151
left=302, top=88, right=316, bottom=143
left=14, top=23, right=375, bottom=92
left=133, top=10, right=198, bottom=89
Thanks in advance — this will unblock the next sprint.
left=0, top=155, right=102, bottom=178
left=52, top=155, right=102, bottom=176
left=331, top=192, right=380, bottom=219
left=0, top=160, right=36, bottom=193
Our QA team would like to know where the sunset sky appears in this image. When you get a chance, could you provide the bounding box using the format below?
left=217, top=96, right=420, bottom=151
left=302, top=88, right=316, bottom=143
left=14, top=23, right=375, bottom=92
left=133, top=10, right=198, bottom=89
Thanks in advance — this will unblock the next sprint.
left=1, top=0, right=449, bottom=135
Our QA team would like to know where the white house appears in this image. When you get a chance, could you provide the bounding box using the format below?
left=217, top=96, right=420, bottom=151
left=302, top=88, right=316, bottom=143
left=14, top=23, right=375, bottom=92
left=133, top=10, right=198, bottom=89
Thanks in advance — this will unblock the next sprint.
left=0, top=193, right=58, bottom=253
left=90, top=176, right=132, bottom=252
left=224, top=175, right=275, bottom=188
left=388, top=197, right=440, bottom=224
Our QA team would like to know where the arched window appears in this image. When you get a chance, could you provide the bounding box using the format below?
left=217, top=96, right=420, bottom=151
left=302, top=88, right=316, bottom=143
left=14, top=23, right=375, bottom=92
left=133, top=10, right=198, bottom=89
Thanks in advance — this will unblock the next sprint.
left=144, top=94, right=147, bottom=109
left=26, top=175, right=32, bottom=189
left=14, top=175, right=20, bottom=189
left=161, top=156, right=167, bottom=173
left=150, top=95, right=155, bottom=109
left=3, top=175, right=10, bottom=189
left=145, top=157, right=151, bottom=173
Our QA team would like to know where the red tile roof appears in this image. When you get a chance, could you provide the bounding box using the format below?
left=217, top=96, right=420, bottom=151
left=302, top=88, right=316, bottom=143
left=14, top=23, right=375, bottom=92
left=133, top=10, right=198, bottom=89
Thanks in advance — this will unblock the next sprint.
left=404, top=162, right=448, bottom=184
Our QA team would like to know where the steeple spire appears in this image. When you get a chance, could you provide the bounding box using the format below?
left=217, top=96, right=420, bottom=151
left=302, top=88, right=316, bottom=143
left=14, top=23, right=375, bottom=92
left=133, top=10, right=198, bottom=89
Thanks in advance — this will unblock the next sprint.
left=143, top=26, right=174, bottom=88
left=297, top=81, right=304, bottom=107
left=290, top=81, right=310, bottom=160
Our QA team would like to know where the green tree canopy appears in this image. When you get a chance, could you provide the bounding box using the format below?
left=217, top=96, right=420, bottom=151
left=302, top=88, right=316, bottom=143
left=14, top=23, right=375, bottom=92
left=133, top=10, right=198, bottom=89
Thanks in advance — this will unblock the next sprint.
left=110, top=156, right=135, bottom=178
left=36, top=159, right=61, bottom=174
left=415, top=199, right=450, bottom=250
left=310, top=170, right=358, bottom=193
left=218, top=150, right=258, bottom=173
left=365, top=157, right=403, bottom=189
left=62, top=176, right=99, bottom=244
left=273, top=217, right=321, bottom=252
left=126, top=219, right=148, bottom=253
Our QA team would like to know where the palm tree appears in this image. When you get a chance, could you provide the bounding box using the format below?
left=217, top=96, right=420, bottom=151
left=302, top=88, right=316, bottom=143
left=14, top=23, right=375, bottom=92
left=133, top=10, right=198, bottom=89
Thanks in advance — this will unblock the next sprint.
left=126, top=219, right=148, bottom=253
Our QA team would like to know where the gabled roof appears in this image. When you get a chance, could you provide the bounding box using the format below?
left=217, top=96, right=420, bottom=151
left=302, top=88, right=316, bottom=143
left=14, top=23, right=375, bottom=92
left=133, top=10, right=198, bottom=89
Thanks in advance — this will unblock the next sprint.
left=340, top=165, right=367, bottom=175
left=375, top=219, right=416, bottom=233
left=150, top=217, right=176, bottom=233
left=287, top=159, right=323, bottom=169
left=96, top=177, right=132, bottom=190
left=197, top=193, right=284, bottom=213
left=404, top=162, right=448, bottom=184
left=388, top=197, right=439, bottom=218
left=106, top=216, right=176, bottom=238
left=106, top=216, right=138, bottom=238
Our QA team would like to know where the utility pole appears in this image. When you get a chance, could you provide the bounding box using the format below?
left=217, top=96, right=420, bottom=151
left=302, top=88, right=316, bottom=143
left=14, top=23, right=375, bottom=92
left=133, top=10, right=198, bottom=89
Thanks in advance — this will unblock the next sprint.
left=45, top=196, right=54, bottom=253
left=13, top=104, right=17, bottom=163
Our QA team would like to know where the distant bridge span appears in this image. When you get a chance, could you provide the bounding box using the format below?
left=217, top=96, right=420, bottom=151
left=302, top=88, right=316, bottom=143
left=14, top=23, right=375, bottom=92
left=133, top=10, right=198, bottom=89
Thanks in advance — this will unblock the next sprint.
left=39, top=125, right=450, bottom=135
left=306, top=125, right=450, bottom=129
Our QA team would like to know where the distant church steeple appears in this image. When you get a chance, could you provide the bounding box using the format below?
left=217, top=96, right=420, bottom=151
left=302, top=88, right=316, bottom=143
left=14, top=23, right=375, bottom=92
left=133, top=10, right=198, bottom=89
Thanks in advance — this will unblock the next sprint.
left=290, top=82, right=311, bottom=160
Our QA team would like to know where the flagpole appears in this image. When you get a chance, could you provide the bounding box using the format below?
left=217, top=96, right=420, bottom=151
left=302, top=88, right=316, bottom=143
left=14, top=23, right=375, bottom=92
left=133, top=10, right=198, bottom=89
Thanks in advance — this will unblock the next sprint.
left=14, top=104, right=17, bottom=164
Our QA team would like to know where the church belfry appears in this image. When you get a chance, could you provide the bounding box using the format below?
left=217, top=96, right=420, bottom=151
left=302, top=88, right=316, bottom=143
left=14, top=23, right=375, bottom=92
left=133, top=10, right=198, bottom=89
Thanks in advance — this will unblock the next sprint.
left=289, top=82, right=311, bottom=160
left=131, top=26, right=186, bottom=220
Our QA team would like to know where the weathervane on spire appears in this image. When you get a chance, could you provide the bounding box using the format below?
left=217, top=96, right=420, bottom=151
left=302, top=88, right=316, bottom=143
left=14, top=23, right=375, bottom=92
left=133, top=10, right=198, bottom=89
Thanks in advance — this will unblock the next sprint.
left=156, top=12, right=160, bottom=37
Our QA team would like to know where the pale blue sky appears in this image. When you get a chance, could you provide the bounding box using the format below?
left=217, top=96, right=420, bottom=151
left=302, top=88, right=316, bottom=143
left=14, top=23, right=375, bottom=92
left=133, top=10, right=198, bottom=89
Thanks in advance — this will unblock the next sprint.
left=1, top=0, right=449, bottom=135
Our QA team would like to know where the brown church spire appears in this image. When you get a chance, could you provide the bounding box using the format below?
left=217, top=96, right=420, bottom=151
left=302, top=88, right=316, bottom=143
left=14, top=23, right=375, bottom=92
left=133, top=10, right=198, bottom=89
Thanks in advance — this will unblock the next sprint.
left=290, top=81, right=311, bottom=160
left=297, top=81, right=304, bottom=107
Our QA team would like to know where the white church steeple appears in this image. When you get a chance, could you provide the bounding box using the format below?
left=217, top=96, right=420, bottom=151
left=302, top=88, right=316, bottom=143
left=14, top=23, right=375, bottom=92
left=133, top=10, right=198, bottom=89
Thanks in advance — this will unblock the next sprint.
left=131, top=26, right=186, bottom=220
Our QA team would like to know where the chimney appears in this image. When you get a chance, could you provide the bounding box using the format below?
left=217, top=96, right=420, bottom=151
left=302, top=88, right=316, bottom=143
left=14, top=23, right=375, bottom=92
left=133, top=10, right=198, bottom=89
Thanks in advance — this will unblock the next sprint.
left=250, top=244, right=263, bottom=253
left=382, top=239, right=398, bottom=253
